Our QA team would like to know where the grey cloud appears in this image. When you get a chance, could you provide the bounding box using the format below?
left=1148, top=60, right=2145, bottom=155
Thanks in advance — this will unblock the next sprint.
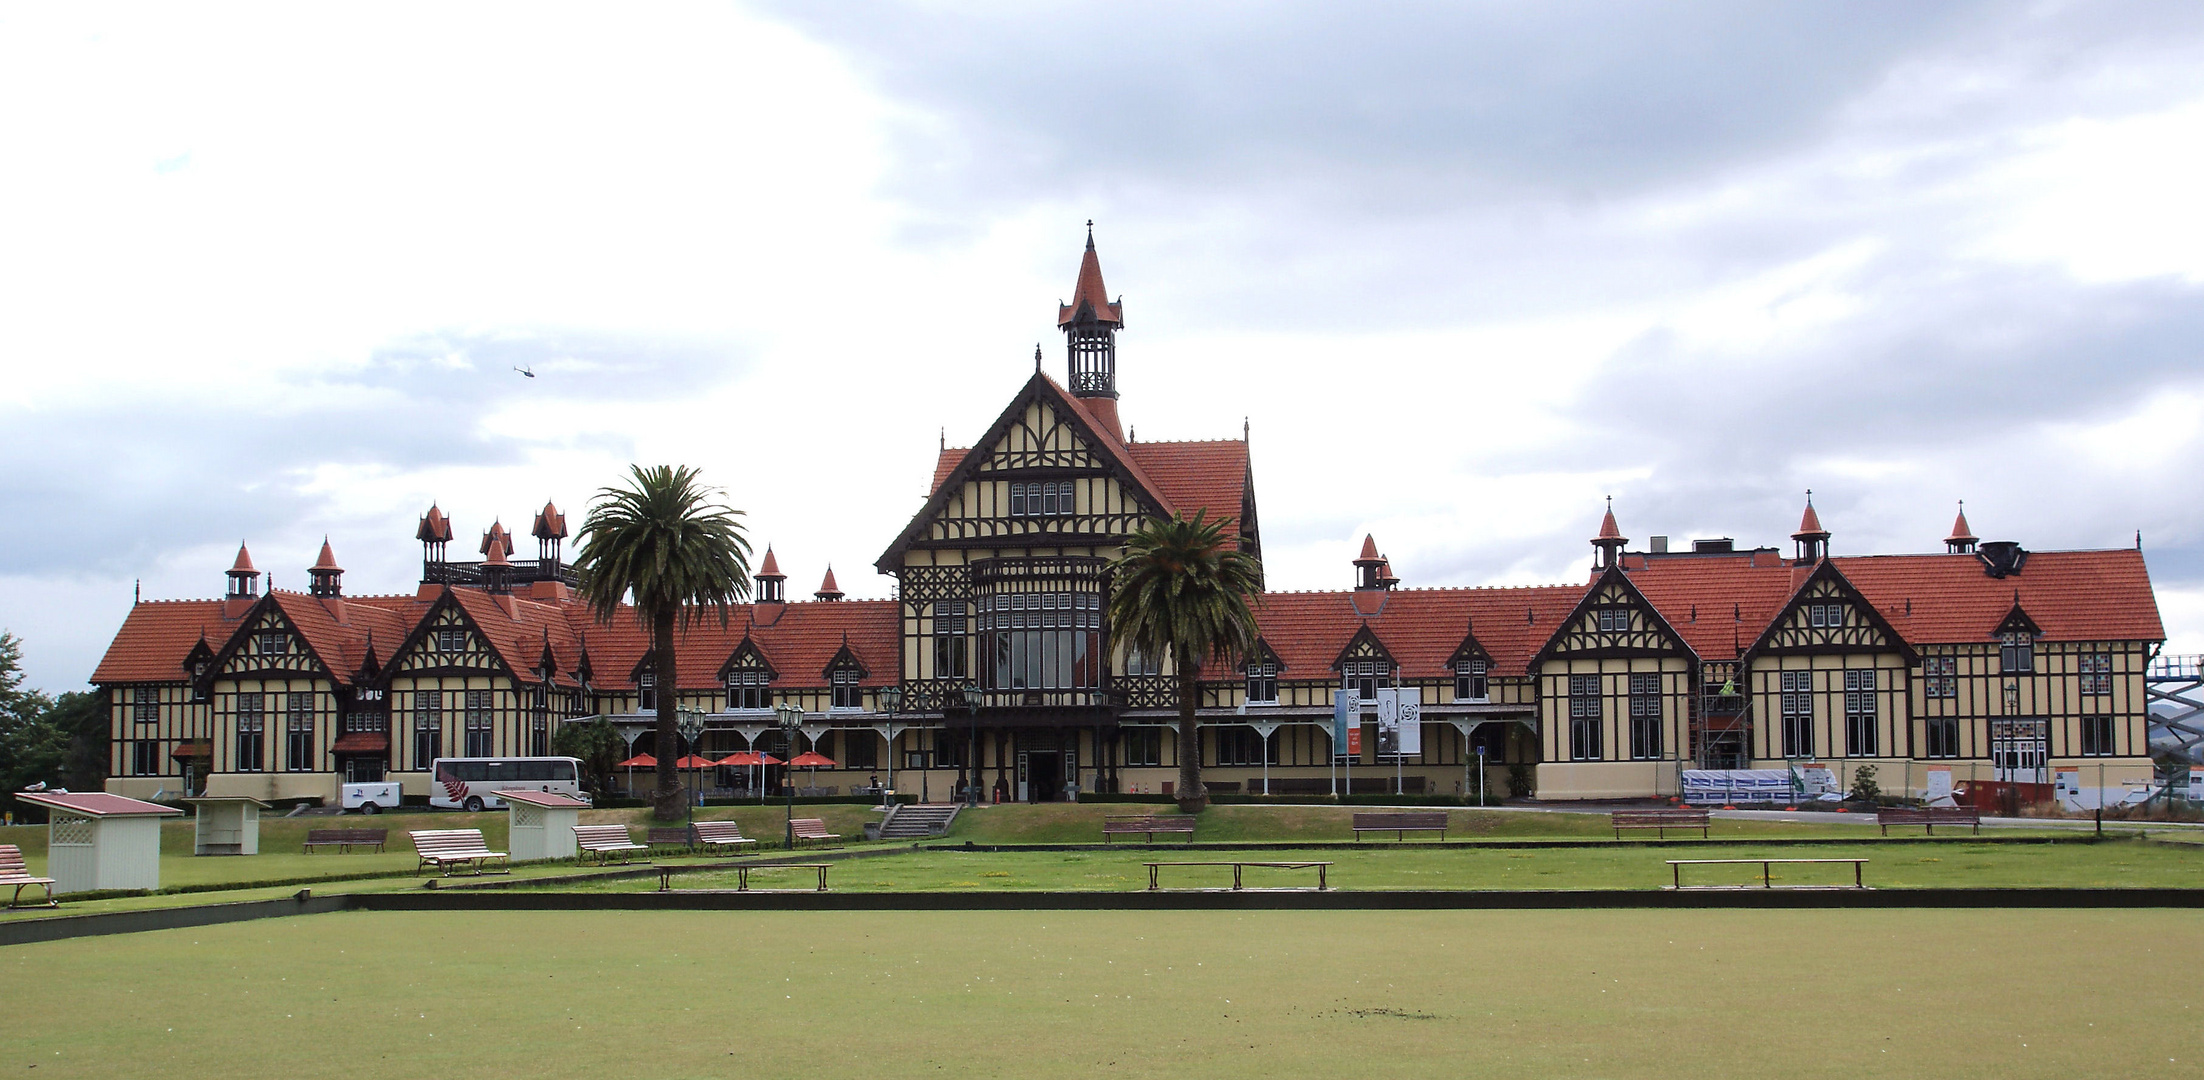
left=0, top=329, right=747, bottom=578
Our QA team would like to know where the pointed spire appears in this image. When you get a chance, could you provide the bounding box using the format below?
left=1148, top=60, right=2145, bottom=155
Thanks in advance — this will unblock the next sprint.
left=481, top=519, right=515, bottom=558
left=482, top=537, right=511, bottom=568
left=1945, top=500, right=1978, bottom=553
left=815, top=565, right=844, bottom=602
left=1354, top=534, right=1387, bottom=589
left=231, top=542, right=257, bottom=574
left=1591, top=497, right=1628, bottom=570
left=416, top=503, right=453, bottom=543
left=1059, top=226, right=1124, bottom=404
left=755, top=545, right=785, bottom=603
left=1358, top=534, right=1382, bottom=562
left=1058, top=229, right=1122, bottom=328
left=532, top=500, right=568, bottom=541
left=226, top=542, right=261, bottom=601
left=309, top=537, right=344, bottom=598
left=1792, top=490, right=1830, bottom=565
left=758, top=546, right=782, bottom=578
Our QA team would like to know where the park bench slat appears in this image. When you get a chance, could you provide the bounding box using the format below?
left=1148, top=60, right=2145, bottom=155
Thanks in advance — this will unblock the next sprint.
left=0, top=844, right=57, bottom=908
left=692, top=821, right=758, bottom=854
left=303, top=828, right=388, bottom=853
left=1351, top=812, right=1449, bottom=841
left=1611, top=809, right=1712, bottom=840
left=408, top=828, right=510, bottom=876
left=572, top=824, right=648, bottom=864
left=790, top=818, right=840, bottom=848
left=1876, top=807, right=1980, bottom=836
left=1101, top=816, right=1197, bottom=844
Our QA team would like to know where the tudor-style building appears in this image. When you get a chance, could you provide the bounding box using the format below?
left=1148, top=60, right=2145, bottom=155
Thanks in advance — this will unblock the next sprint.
left=94, top=237, right=2166, bottom=805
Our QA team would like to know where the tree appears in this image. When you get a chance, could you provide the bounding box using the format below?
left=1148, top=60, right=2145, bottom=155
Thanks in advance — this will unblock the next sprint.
left=0, top=631, right=62, bottom=821
left=1106, top=512, right=1263, bottom=814
left=552, top=715, right=628, bottom=800
left=53, top=691, right=109, bottom=793
left=572, top=466, right=752, bottom=821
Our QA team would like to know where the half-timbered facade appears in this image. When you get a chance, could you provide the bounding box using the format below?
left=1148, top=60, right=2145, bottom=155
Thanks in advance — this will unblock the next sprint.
left=95, top=238, right=2166, bottom=805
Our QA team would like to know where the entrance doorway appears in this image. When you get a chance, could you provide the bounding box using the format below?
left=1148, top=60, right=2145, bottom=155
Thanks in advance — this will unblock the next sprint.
left=1022, top=751, right=1062, bottom=803
left=1991, top=719, right=2048, bottom=783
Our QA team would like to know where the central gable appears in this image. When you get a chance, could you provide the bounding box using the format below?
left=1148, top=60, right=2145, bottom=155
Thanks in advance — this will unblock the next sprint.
left=210, top=598, right=334, bottom=682
left=1744, top=561, right=1917, bottom=663
left=385, top=594, right=512, bottom=681
left=1532, top=568, right=1694, bottom=665
left=876, top=373, right=1171, bottom=571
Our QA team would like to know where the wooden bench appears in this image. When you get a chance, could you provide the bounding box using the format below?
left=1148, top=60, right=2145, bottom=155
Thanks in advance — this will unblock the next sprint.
left=1667, top=858, right=1867, bottom=890
left=1144, top=861, right=1330, bottom=891
left=657, top=862, right=831, bottom=893
left=408, top=829, right=510, bottom=876
left=790, top=818, right=840, bottom=848
left=646, top=826, right=693, bottom=853
left=1352, top=811, right=1450, bottom=841
left=303, top=827, right=388, bottom=853
left=1102, top=815, right=1197, bottom=844
left=693, top=821, right=759, bottom=855
left=1, top=844, right=56, bottom=909
left=573, top=824, right=648, bottom=864
left=1877, top=807, right=1981, bottom=836
left=1612, top=808, right=1712, bottom=839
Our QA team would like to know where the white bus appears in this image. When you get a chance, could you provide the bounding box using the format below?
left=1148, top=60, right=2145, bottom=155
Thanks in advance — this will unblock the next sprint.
left=430, top=756, right=587, bottom=812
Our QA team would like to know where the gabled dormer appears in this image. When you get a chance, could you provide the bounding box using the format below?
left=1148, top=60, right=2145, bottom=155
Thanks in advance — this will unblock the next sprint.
left=1532, top=566, right=1695, bottom=666
left=1741, top=560, right=1917, bottom=665
left=1334, top=624, right=1397, bottom=702
left=1243, top=639, right=1284, bottom=704
left=384, top=591, right=512, bottom=682
left=208, top=598, right=334, bottom=682
left=718, top=636, right=777, bottom=711
left=825, top=639, right=868, bottom=710
left=1446, top=627, right=1492, bottom=701
left=1995, top=599, right=2041, bottom=674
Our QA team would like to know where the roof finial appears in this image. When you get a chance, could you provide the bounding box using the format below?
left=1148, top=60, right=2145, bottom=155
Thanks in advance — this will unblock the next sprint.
left=1243, top=416, right=1250, bottom=441
left=134, top=579, right=140, bottom=604
left=1085, top=219, right=1094, bottom=249
left=939, top=426, right=945, bottom=452
left=1035, top=343, right=1042, bottom=372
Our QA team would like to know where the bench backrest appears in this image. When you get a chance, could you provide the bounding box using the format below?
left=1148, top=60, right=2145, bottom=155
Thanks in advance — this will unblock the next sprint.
left=694, top=822, right=748, bottom=841
left=1613, top=809, right=1708, bottom=822
left=790, top=818, right=832, bottom=838
left=410, top=828, right=493, bottom=857
left=310, top=828, right=387, bottom=842
left=1353, top=812, right=1450, bottom=828
left=1882, top=807, right=1977, bottom=821
left=0, top=844, right=28, bottom=876
left=572, top=824, right=635, bottom=845
left=1105, top=815, right=1196, bottom=829
left=647, top=827, right=691, bottom=843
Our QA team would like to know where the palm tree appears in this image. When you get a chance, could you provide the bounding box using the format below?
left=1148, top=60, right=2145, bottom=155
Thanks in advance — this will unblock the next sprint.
left=573, top=465, right=753, bottom=821
left=1107, top=511, right=1264, bottom=813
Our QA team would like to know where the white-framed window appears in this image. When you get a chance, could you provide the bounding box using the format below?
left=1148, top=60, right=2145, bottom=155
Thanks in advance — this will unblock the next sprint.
left=2078, top=652, right=2112, bottom=696
left=1245, top=661, right=1279, bottom=704
left=1925, top=716, right=1960, bottom=759
left=933, top=600, right=968, bottom=678
left=1595, top=608, right=1629, bottom=633
left=726, top=669, right=770, bottom=710
left=1806, top=603, right=1846, bottom=628
left=1009, top=481, right=1074, bottom=517
left=434, top=628, right=467, bottom=653
left=1567, top=674, right=1603, bottom=760
left=235, top=693, right=265, bottom=772
left=2079, top=715, right=2115, bottom=757
left=132, top=686, right=160, bottom=723
left=1843, top=669, right=1877, bottom=757
left=1454, top=658, right=1488, bottom=701
left=412, top=690, right=442, bottom=769
left=1779, top=670, right=1813, bottom=757
left=1924, top=655, right=1957, bottom=699
left=285, top=692, right=315, bottom=772
left=1123, top=727, right=1162, bottom=767
left=1124, top=644, right=1162, bottom=677
left=831, top=668, right=863, bottom=710
left=132, top=740, right=162, bottom=776
left=1343, top=659, right=1391, bottom=702
left=1627, top=673, right=1660, bottom=760
left=257, top=631, right=288, bottom=656
left=637, top=673, right=656, bottom=712
left=464, top=689, right=494, bottom=756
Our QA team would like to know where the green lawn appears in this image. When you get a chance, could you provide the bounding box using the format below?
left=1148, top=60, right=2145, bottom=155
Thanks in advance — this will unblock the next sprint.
left=615, top=837, right=2204, bottom=892
left=2, top=908, right=2195, bottom=1079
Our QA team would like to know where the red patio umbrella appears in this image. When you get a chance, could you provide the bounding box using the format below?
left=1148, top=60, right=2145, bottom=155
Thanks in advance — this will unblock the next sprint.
left=614, top=753, right=656, bottom=798
left=672, top=755, right=717, bottom=769
left=713, top=751, right=784, bottom=800
left=787, top=751, right=837, bottom=789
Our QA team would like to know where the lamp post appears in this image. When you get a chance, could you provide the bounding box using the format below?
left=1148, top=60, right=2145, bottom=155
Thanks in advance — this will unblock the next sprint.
left=774, top=701, right=803, bottom=850
left=962, top=684, right=985, bottom=808
left=877, top=684, right=903, bottom=799
left=676, top=708, right=704, bottom=838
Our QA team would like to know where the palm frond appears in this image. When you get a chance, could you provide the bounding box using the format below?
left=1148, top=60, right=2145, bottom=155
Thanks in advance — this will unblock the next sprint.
left=571, top=464, right=754, bottom=628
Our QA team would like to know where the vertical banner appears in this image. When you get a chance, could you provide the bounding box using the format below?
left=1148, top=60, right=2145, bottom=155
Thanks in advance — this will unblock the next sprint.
left=1375, top=688, right=1401, bottom=756
left=1396, top=685, right=1422, bottom=756
left=1333, top=689, right=1356, bottom=759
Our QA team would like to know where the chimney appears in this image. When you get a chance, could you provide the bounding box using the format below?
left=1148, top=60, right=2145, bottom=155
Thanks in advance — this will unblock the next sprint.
left=1650, top=535, right=1669, bottom=555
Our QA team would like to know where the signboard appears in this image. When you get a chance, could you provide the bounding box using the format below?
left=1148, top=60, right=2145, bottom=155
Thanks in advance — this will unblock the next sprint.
left=1924, top=766, right=1954, bottom=807
left=1375, top=686, right=1422, bottom=757
left=1333, top=690, right=1357, bottom=759
left=1793, top=762, right=1839, bottom=800
left=1680, top=770, right=1792, bottom=804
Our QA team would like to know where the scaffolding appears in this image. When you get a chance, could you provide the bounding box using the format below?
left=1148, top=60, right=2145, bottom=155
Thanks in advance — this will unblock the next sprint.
left=2147, top=654, right=2204, bottom=764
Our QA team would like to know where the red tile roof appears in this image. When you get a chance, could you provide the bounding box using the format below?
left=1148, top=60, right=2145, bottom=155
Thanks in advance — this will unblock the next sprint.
left=1596, top=508, right=1625, bottom=542
left=481, top=521, right=514, bottom=558
left=311, top=539, right=341, bottom=572
left=533, top=500, right=567, bottom=540
left=331, top=732, right=390, bottom=754
left=1253, top=585, right=1587, bottom=679
left=14, top=791, right=181, bottom=817
left=756, top=547, right=783, bottom=578
left=1057, top=235, right=1123, bottom=327
left=1617, top=552, right=1802, bottom=660
left=93, top=599, right=236, bottom=683
left=1358, top=534, right=1381, bottom=561
left=1946, top=505, right=1977, bottom=546
left=1794, top=500, right=1828, bottom=539
left=416, top=504, right=452, bottom=544
left=267, top=592, right=427, bottom=687
left=1123, top=438, right=1250, bottom=535
left=229, top=543, right=256, bottom=574
left=816, top=566, right=842, bottom=598
left=568, top=598, right=900, bottom=689
left=1834, top=549, right=2163, bottom=643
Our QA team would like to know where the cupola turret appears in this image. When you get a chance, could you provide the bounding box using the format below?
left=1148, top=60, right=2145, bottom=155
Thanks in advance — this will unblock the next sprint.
left=1945, top=501, right=1978, bottom=554
left=308, top=538, right=344, bottom=598
left=815, top=565, right=844, bottom=602
left=755, top=546, right=786, bottom=603
left=226, top=542, right=260, bottom=600
left=1792, top=492, right=1830, bottom=565
left=1058, top=223, right=1125, bottom=438
left=1591, top=498, right=1627, bottom=571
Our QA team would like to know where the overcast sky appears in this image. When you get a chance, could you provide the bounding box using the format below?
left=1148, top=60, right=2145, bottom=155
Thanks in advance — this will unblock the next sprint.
left=3, top=1, right=2201, bottom=693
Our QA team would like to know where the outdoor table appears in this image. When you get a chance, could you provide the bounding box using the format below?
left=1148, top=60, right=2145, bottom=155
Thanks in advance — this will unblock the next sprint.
left=498, top=790, right=590, bottom=862
left=1666, top=857, right=1868, bottom=890
left=13, top=792, right=182, bottom=893
left=1143, top=861, right=1331, bottom=891
left=182, top=796, right=270, bottom=855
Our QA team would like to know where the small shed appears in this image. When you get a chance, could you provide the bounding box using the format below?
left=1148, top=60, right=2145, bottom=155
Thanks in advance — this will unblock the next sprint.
left=14, top=792, right=182, bottom=894
left=500, top=789, right=590, bottom=862
left=182, top=796, right=271, bottom=855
